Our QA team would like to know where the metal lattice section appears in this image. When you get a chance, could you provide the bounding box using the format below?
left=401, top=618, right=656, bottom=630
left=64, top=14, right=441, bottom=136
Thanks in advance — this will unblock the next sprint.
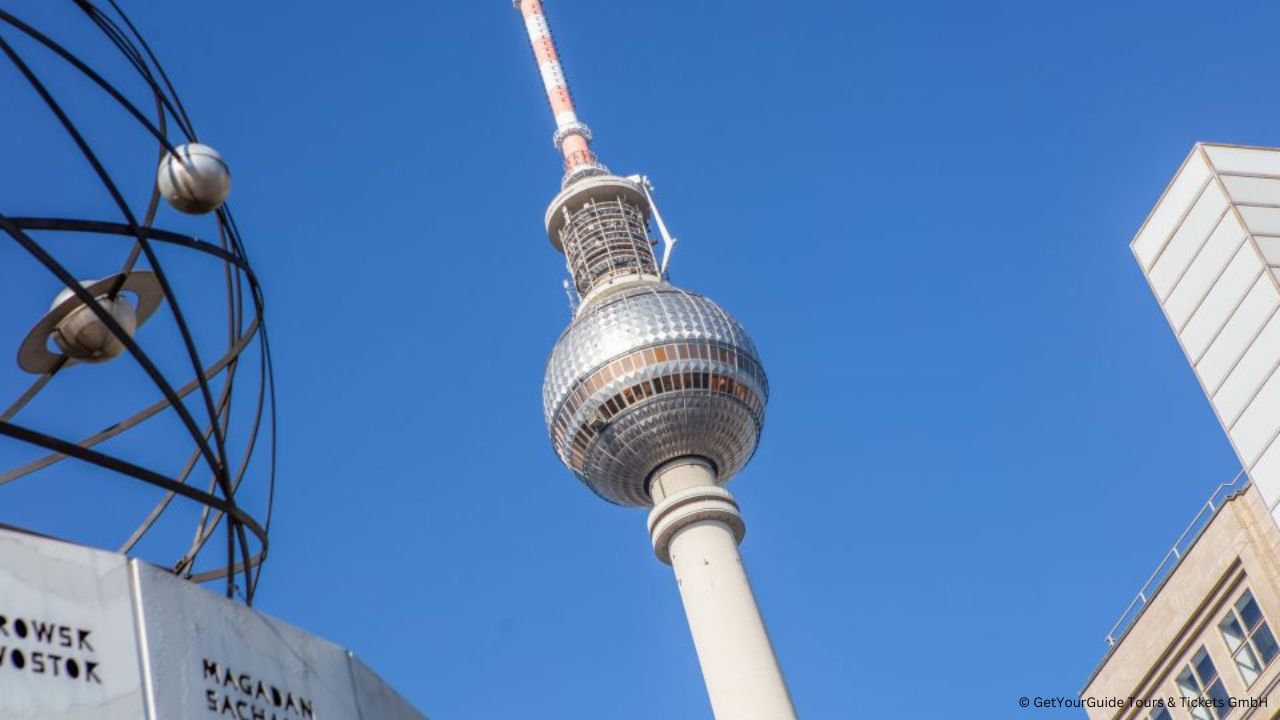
left=0, top=2, right=275, bottom=603
left=559, top=197, right=658, bottom=298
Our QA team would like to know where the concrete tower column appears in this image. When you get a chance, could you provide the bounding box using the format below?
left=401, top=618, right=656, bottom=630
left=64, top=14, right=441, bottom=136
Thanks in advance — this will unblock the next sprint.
left=647, top=458, right=798, bottom=720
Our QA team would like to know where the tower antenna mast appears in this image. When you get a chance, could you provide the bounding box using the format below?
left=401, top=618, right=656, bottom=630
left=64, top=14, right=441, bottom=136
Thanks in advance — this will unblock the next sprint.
left=515, top=0, right=606, bottom=185
left=514, top=4, right=798, bottom=718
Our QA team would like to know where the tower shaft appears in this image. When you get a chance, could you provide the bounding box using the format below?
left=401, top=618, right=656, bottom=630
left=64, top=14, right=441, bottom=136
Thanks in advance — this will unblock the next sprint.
left=648, top=459, right=797, bottom=720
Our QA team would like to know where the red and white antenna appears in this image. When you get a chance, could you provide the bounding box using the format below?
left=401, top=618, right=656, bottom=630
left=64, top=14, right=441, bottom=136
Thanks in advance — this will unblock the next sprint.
left=514, top=0, right=606, bottom=184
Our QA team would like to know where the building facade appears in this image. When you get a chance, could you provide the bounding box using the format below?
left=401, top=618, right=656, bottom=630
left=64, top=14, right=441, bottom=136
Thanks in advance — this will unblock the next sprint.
left=1086, top=144, right=1280, bottom=719
left=1084, top=482, right=1280, bottom=719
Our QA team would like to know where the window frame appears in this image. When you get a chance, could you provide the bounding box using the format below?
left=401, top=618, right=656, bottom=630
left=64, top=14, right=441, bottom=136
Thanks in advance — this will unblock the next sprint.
left=1218, top=588, right=1279, bottom=689
left=1174, top=646, right=1232, bottom=720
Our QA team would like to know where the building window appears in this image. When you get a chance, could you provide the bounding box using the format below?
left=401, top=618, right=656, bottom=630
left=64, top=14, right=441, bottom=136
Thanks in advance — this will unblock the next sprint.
left=1150, top=708, right=1172, bottom=720
left=1175, top=647, right=1232, bottom=720
left=1219, top=588, right=1280, bottom=686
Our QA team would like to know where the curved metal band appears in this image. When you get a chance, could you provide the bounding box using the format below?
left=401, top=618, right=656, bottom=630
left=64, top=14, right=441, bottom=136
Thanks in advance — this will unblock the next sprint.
left=6, top=218, right=254, bottom=274
left=0, top=318, right=260, bottom=485
left=0, top=420, right=268, bottom=548
left=0, top=9, right=189, bottom=151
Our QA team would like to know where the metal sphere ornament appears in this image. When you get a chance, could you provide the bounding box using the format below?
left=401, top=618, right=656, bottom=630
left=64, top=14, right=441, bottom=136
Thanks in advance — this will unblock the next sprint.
left=0, top=2, right=275, bottom=603
left=18, top=272, right=164, bottom=372
left=55, top=293, right=135, bottom=360
left=157, top=142, right=232, bottom=214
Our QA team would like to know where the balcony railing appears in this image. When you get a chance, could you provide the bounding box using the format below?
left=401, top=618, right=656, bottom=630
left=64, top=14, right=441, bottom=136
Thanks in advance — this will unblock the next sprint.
left=1104, top=470, right=1250, bottom=648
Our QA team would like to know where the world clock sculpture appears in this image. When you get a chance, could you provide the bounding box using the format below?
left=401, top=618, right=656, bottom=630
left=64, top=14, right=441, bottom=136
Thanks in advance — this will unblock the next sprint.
left=514, top=2, right=797, bottom=718
left=0, top=1, right=268, bottom=603
left=0, top=4, right=424, bottom=717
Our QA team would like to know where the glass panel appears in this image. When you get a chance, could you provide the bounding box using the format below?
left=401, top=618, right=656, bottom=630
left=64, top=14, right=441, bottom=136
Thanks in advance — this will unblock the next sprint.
left=1238, top=591, right=1263, bottom=631
left=1149, top=709, right=1172, bottom=720
left=1207, top=679, right=1231, bottom=718
left=1234, top=643, right=1262, bottom=685
left=1177, top=667, right=1202, bottom=697
left=1221, top=614, right=1247, bottom=652
left=1193, top=648, right=1218, bottom=686
left=1254, top=622, right=1279, bottom=664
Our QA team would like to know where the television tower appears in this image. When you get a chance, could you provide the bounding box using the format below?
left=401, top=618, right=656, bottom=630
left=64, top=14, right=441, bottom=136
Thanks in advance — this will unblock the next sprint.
left=514, top=2, right=797, bottom=718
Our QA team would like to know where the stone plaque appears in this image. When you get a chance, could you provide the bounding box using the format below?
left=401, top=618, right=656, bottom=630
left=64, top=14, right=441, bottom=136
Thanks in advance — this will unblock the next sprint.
left=0, top=530, right=427, bottom=719
left=133, top=562, right=362, bottom=720
left=0, top=527, right=145, bottom=719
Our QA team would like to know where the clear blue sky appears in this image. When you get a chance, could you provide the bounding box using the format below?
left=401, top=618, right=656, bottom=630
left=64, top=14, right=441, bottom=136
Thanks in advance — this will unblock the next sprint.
left=3, top=0, right=1279, bottom=717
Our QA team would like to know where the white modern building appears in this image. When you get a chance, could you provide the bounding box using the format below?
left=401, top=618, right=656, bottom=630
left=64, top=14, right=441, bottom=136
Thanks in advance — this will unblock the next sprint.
left=1133, top=144, right=1280, bottom=526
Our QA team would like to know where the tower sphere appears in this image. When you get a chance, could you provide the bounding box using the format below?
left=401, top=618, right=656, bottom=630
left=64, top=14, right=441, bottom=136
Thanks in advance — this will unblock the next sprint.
left=543, top=285, right=769, bottom=506
left=157, top=142, right=231, bottom=214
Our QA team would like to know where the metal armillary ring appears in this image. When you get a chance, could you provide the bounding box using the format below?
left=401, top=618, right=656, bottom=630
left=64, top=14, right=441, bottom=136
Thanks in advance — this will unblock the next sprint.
left=0, top=1, right=274, bottom=603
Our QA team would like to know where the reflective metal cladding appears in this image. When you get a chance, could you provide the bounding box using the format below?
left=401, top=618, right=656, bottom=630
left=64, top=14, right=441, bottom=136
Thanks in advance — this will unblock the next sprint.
left=544, top=283, right=768, bottom=507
